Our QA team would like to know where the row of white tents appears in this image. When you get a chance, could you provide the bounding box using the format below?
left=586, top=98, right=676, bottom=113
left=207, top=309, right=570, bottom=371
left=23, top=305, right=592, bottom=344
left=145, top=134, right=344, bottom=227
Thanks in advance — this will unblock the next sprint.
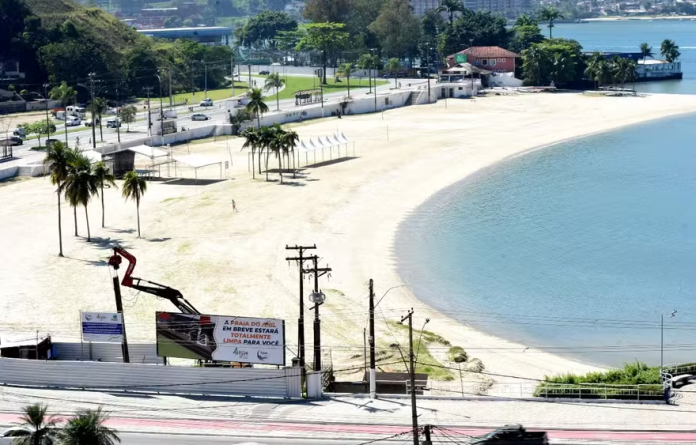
left=295, top=133, right=354, bottom=165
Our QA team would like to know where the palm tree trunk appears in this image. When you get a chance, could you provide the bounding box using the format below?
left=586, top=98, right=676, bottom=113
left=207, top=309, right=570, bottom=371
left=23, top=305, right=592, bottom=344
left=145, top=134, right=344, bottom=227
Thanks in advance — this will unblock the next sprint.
left=549, top=21, right=553, bottom=39
left=65, top=118, right=69, bottom=147
left=265, top=151, right=269, bottom=181
left=99, top=119, right=103, bottom=142
left=251, top=150, right=256, bottom=179
left=56, top=184, right=63, bottom=257
left=101, top=184, right=105, bottom=228
left=276, top=87, right=280, bottom=111
left=257, top=115, right=261, bottom=129
left=278, top=153, right=283, bottom=183
left=292, top=150, right=296, bottom=178
left=136, top=198, right=141, bottom=238
left=73, top=205, right=78, bottom=236
left=258, top=148, right=263, bottom=176
left=347, top=74, right=350, bottom=97
left=394, top=73, right=398, bottom=90
left=85, top=205, right=91, bottom=242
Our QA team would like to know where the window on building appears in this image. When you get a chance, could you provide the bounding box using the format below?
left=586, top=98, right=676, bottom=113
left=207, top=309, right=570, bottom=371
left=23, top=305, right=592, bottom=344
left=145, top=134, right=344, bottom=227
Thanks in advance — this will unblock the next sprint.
left=502, top=58, right=506, bottom=62
left=481, top=59, right=488, bottom=65
left=490, top=59, right=496, bottom=66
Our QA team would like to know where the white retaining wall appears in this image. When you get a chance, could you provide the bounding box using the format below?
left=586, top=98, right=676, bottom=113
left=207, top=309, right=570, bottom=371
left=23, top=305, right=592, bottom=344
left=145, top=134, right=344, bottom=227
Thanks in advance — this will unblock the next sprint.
left=0, top=166, right=18, bottom=180
left=52, top=342, right=162, bottom=365
left=0, top=357, right=302, bottom=398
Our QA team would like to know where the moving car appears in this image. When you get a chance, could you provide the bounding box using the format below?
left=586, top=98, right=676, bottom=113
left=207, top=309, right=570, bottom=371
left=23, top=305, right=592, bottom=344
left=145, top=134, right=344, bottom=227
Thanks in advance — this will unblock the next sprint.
left=106, top=118, right=121, bottom=128
left=470, top=425, right=549, bottom=445
left=259, top=70, right=270, bottom=75
left=65, top=116, right=81, bottom=126
left=84, top=118, right=100, bottom=127
left=200, top=98, right=213, bottom=107
left=0, top=136, right=23, bottom=146
left=191, top=113, right=210, bottom=121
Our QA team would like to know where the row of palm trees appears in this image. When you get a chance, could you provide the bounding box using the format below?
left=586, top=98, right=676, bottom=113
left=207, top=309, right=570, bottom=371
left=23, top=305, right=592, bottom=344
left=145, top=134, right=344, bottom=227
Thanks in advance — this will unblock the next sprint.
left=641, top=40, right=681, bottom=63
left=11, top=404, right=119, bottom=445
left=43, top=142, right=147, bottom=257
left=241, top=124, right=300, bottom=183
left=585, top=53, right=638, bottom=90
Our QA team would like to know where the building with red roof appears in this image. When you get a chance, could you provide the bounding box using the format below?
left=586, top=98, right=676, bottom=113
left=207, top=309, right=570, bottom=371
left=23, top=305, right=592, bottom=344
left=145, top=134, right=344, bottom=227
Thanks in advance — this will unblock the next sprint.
left=446, top=46, right=520, bottom=73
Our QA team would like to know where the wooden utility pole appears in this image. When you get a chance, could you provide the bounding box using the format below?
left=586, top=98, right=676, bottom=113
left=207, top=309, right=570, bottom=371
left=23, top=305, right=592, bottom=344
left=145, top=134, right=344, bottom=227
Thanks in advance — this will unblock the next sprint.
left=400, top=309, right=418, bottom=445
left=305, top=255, right=331, bottom=371
left=285, top=245, right=316, bottom=374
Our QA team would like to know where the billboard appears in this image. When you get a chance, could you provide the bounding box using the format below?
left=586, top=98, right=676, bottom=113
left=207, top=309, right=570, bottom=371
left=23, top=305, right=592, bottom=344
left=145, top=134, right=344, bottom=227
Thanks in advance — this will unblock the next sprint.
left=455, top=54, right=468, bottom=63
left=155, top=312, right=285, bottom=365
left=81, top=312, right=123, bottom=343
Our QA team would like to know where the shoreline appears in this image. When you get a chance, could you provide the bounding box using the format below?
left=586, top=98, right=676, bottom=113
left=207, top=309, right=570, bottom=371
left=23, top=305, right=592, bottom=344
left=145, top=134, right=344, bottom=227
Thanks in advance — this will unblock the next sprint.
left=581, top=15, right=696, bottom=22
left=3, top=92, right=696, bottom=388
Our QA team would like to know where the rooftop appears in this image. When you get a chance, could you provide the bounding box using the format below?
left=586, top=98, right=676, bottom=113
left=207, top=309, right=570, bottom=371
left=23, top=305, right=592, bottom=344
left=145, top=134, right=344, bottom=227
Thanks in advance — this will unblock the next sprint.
left=639, top=59, right=672, bottom=65
left=451, top=46, right=520, bottom=59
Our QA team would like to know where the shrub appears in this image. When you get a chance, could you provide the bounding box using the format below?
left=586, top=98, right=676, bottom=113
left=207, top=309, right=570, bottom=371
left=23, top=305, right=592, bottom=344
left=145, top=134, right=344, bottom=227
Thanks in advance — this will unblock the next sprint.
left=448, top=346, right=468, bottom=363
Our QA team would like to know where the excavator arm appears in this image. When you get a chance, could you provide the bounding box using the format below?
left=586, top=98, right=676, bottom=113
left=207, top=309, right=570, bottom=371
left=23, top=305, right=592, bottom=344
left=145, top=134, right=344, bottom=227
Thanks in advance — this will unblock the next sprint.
left=108, top=247, right=200, bottom=315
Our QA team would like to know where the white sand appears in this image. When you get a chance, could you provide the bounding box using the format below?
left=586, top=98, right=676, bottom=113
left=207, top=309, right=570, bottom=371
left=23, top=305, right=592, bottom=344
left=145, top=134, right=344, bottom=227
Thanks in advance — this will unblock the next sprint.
left=2, top=92, right=696, bottom=388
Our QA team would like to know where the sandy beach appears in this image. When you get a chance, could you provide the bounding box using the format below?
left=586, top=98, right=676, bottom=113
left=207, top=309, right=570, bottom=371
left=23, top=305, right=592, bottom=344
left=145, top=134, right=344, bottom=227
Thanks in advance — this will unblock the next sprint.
left=2, top=92, right=696, bottom=391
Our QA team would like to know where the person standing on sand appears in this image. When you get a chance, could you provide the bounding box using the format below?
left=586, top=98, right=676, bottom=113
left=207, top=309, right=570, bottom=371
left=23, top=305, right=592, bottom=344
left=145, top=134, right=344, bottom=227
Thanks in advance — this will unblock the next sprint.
left=231, top=199, right=238, bottom=212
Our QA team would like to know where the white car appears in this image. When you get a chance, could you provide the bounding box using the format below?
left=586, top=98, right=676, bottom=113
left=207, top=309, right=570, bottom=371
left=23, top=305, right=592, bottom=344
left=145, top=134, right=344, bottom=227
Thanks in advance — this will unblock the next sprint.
left=65, top=116, right=81, bottom=126
left=200, top=98, right=213, bottom=107
left=191, top=113, right=210, bottom=121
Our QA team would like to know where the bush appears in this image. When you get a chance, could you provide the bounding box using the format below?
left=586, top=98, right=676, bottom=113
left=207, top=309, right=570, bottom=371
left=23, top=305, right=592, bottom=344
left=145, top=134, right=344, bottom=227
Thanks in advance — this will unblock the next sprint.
left=448, top=346, right=468, bottom=363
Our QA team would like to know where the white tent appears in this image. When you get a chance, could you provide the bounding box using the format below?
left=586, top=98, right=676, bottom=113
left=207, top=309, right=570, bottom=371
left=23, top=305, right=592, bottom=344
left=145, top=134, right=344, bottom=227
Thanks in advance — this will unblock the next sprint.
left=172, top=154, right=223, bottom=180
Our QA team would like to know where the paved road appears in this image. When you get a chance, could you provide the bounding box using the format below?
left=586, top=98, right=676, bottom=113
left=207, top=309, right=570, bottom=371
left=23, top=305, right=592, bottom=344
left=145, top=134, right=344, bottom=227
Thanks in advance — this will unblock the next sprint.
left=118, top=434, right=367, bottom=444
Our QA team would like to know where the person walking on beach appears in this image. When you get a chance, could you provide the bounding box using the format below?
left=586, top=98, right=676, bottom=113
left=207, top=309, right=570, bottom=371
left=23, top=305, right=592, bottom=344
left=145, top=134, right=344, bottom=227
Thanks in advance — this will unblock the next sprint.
left=231, top=199, right=238, bottom=212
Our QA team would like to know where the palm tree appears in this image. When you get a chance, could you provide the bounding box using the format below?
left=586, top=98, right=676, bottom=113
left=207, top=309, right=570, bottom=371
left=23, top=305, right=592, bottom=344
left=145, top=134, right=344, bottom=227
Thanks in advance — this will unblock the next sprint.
left=241, top=127, right=260, bottom=179
left=594, top=59, right=611, bottom=89
left=357, top=53, right=380, bottom=94
left=49, top=81, right=76, bottom=148
left=58, top=407, right=120, bottom=445
left=521, top=45, right=548, bottom=85
left=258, top=125, right=278, bottom=181
left=93, top=161, right=116, bottom=228
left=539, top=6, right=564, bottom=39
left=337, top=63, right=355, bottom=97
left=514, top=13, right=538, bottom=27
left=122, top=170, right=147, bottom=238
left=89, top=97, right=108, bottom=142
left=385, top=58, right=401, bottom=90
left=550, top=53, right=567, bottom=86
left=639, top=43, right=653, bottom=61
left=263, top=73, right=285, bottom=111
left=269, top=127, right=287, bottom=183
left=280, top=129, right=300, bottom=179
left=64, top=153, right=98, bottom=242
left=584, top=52, right=603, bottom=89
left=436, top=0, right=464, bottom=23
left=43, top=142, right=74, bottom=256
left=660, top=39, right=680, bottom=63
left=12, top=404, right=58, bottom=445
left=245, top=88, right=269, bottom=129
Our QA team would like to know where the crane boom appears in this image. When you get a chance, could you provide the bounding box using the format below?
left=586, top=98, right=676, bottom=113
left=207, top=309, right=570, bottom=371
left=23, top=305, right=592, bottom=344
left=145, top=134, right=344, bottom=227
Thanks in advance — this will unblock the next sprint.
left=108, top=247, right=200, bottom=315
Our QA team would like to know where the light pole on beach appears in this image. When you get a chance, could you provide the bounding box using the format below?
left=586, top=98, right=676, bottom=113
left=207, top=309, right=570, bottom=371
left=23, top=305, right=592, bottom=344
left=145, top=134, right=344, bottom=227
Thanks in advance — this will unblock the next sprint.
left=661, top=309, right=678, bottom=369
left=369, top=281, right=406, bottom=399
left=370, top=48, right=378, bottom=112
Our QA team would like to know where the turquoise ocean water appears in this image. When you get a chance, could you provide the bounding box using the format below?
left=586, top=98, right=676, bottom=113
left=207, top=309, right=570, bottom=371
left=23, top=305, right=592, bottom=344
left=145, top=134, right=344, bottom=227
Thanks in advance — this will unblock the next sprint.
left=397, top=22, right=696, bottom=367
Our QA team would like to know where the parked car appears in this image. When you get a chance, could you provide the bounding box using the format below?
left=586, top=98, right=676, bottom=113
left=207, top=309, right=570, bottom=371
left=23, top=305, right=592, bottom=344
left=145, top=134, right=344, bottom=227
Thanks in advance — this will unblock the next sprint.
left=9, top=136, right=23, bottom=145
left=65, top=116, right=81, bottom=127
left=1, top=427, right=53, bottom=444
left=470, top=425, right=548, bottom=445
left=259, top=70, right=270, bottom=75
left=191, top=113, right=210, bottom=121
left=106, top=118, right=121, bottom=128
left=200, top=98, right=213, bottom=107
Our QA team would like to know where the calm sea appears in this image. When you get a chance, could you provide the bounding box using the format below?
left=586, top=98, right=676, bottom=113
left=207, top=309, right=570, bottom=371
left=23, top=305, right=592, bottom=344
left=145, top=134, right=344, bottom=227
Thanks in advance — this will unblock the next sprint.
left=554, top=20, right=696, bottom=94
left=397, top=113, right=696, bottom=367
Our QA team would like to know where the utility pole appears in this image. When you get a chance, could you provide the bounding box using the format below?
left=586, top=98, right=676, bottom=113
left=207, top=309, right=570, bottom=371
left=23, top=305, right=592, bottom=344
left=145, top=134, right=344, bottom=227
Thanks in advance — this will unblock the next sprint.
left=370, top=49, right=378, bottom=112
left=305, top=255, right=331, bottom=371
left=88, top=73, right=97, bottom=149
left=426, top=46, right=432, bottom=104
left=111, top=271, right=130, bottom=363
left=156, top=73, right=164, bottom=124
left=168, top=70, right=173, bottom=108
left=400, top=309, right=419, bottom=445
left=43, top=83, right=50, bottom=146
left=143, top=87, right=153, bottom=137
left=422, top=425, right=433, bottom=445
left=116, top=84, right=121, bottom=144
left=231, top=54, right=236, bottom=97
left=285, top=245, right=317, bottom=376
left=369, top=279, right=377, bottom=399
left=204, top=62, right=208, bottom=98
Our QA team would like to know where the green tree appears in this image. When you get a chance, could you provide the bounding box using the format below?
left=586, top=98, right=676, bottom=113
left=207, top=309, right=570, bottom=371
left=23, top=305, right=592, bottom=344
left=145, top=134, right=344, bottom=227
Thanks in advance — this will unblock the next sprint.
left=43, top=141, right=74, bottom=256
left=245, top=88, right=269, bottom=129
left=510, top=16, right=545, bottom=54
left=238, top=11, right=298, bottom=48
left=369, top=0, right=422, bottom=59
left=264, top=73, right=285, bottom=111
left=336, top=63, right=355, bottom=97
left=120, top=105, right=136, bottom=132
left=539, top=6, right=564, bottom=39
left=269, top=125, right=287, bottom=183
left=229, top=108, right=252, bottom=136
left=258, top=125, right=278, bottom=181
left=345, top=0, right=385, bottom=47
left=164, top=16, right=182, bottom=28
left=660, top=39, right=680, bottom=63
left=302, top=0, right=351, bottom=23
left=64, top=153, right=98, bottom=242
left=584, top=52, right=603, bottom=88
left=437, top=10, right=508, bottom=58
left=89, top=97, right=108, bottom=143
left=122, top=171, right=147, bottom=238
left=241, top=126, right=260, bottom=179
left=93, top=161, right=116, bottom=228
left=12, top=404, right=58, bottom=445
left=437, top=0, right=465, bottom=23
left=58, top=407, right=120, bottom=445
left=49, top=81, right=77, bottom=148
left=296, top=23, right=350, bottom=84
left=521, top=45, right=549, bottom=85
left=385, top=58, right=402, bottom=89
left=357, top=53, right=380, bottom=93
left=25, top=121, right=56, bottom=148
left=422, top=9, right=447, bottom=40
left=639, top=42, right=653, bottom=61
left=280, top=128, right=299, bottom=179
left=515, top=14, right=538, bottom=27
left=522, top=39, right=583, bottom=86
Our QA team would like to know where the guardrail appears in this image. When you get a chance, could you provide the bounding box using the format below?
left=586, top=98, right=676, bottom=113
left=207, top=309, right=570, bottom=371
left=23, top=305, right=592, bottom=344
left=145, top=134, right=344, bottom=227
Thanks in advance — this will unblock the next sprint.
left=534, top=383, right=665, bottom=401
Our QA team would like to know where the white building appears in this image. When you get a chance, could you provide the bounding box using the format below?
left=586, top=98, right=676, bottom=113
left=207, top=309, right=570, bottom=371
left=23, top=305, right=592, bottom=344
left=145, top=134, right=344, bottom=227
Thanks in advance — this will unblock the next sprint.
left=637, top=59, right=682, bottom=80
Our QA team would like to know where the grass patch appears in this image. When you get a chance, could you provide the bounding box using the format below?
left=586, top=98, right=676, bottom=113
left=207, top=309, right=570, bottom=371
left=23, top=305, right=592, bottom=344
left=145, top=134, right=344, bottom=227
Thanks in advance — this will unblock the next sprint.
left=0, top=176, right=33, bottom=188
left=139, top=83, right=248, bottom=104
left=258, top=75, right=388, bottom=102
left=448, top=346, right=468, bottom=363
left=161, top=196, right=185, bottom=203
left=535, top=362, right=664, bottom=400
left=386, top=321, right=453, bottom=381
left=177, top=241, right=192, bottom=254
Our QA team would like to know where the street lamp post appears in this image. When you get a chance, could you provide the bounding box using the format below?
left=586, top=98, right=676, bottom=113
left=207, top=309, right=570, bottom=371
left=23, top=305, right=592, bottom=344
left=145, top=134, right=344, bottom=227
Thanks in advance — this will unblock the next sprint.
left=370, top=49, right=378, bottom=112
left=43, top=83, right=51, bottom=145
left=155, top=74, right=164, bottom=123
left=426, top=46, right=432, bottom=104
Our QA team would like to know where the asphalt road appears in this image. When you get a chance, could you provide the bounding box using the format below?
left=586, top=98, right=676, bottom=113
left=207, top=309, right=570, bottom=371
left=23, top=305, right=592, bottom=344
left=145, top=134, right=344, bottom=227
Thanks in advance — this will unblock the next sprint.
left=118, top=434, right=368, bottom=444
